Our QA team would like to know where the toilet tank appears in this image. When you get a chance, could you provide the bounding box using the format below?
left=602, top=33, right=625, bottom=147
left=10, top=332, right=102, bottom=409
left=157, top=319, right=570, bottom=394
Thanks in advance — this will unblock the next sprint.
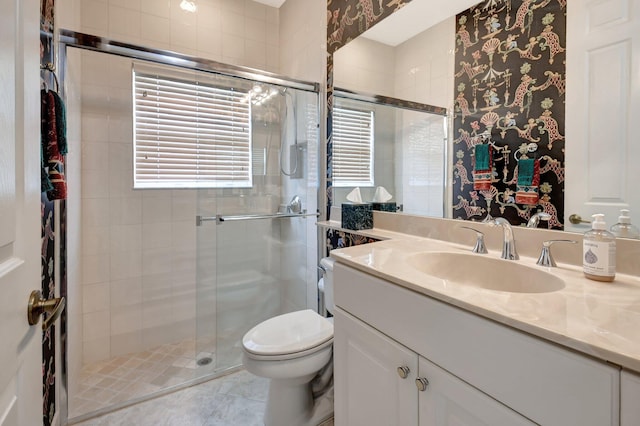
left=320, top=257, right=335, bottom=315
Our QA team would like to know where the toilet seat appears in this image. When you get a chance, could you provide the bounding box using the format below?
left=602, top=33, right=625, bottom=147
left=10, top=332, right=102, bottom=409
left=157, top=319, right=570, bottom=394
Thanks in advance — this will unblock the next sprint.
left=242, top=309, right=334, bottom=360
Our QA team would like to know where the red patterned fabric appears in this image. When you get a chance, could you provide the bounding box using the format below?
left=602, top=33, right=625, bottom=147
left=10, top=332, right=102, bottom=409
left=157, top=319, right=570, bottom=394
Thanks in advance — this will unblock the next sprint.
left=41, top=90, right=67, bottom=200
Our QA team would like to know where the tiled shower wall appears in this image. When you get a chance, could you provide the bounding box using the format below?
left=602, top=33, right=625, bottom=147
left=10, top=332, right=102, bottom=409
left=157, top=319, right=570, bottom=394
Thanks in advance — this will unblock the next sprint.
left=77, top=50, right=201, bottom=363
left=278, top=0, right=325, bottom=310
left=57, top=0, right=326, bottom=367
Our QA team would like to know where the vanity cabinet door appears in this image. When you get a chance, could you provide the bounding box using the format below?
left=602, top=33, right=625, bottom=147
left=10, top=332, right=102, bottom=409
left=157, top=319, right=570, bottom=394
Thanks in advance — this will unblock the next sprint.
left=417, top=356, right=535, bottom=426
left=622, top=370, right=640, bottom=425
left=334, top=307, right=419, bottom=426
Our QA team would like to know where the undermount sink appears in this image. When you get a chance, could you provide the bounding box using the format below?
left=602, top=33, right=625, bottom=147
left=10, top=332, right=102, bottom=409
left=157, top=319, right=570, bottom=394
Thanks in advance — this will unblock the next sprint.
left=406, top=252, right=565, bottom=294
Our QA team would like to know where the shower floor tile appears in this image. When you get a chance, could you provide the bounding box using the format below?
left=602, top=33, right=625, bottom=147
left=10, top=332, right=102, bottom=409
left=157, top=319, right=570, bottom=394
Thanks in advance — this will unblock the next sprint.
left=70, top=339, right=217, bottom=420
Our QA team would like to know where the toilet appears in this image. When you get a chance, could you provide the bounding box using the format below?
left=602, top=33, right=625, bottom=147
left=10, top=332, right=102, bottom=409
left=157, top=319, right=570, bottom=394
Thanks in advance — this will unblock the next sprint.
left=242, top=257, right=335, bottom=426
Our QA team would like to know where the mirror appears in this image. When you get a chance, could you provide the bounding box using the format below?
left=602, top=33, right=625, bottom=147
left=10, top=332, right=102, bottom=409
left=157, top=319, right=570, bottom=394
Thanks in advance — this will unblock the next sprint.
left=332, top=0, right=640, bottom=236
left=333, top=0, right=480, bottom=218
left=331, top=91, right=447, bottom=217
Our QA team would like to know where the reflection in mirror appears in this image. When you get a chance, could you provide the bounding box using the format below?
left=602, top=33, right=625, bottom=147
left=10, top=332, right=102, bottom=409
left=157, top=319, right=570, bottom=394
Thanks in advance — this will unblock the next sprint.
left=332, top=0, right=640, bottom=235
left=333, top=1, right=458, bottom=219
left=333, top=91, right=447, bottom=217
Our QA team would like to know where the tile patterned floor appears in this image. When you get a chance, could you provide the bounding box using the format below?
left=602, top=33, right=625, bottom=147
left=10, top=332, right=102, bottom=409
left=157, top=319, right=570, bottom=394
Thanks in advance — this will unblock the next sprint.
left=73, top=369, right=335, bottom=426
left=70, top=339, right=217, bottom=420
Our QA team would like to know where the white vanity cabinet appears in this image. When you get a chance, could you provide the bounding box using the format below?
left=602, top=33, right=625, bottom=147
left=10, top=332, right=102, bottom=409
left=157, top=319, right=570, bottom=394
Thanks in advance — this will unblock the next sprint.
left=622, top=370, right=640, bottom=425
left=333, top=262, right=621, bottom=426
left=335, top=307, right=534, bottom=425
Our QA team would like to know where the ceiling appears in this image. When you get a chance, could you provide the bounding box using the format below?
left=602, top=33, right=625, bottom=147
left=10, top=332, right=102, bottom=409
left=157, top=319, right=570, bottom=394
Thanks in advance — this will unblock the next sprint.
left=361, top=0, right=480, bottom=46
left=252, top=0, right=286, bottom=7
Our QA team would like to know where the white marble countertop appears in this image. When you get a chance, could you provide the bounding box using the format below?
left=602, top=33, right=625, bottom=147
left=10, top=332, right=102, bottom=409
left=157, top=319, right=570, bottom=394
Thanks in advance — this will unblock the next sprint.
left=330, top=234, right=640, bottom=373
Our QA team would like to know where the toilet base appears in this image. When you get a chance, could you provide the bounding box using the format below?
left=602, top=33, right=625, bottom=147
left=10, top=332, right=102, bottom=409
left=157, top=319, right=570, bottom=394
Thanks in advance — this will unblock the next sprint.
left=265, top=377, right=314, bottom=426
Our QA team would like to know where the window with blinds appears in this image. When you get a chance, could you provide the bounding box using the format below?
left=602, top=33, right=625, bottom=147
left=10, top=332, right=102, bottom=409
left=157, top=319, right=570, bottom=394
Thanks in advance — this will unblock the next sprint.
left=332, top=106, right=374, bottom=187
left=133, top=67, right=252, bottom=189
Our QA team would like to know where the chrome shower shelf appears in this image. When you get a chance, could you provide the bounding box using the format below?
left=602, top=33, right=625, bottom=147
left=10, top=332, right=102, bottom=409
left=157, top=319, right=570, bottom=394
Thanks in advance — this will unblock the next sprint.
left=196, top=211, right=319, bottom=226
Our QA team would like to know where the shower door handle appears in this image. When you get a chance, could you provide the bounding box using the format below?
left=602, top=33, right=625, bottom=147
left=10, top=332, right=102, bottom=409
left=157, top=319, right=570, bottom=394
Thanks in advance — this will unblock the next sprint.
left=27, top=290, right=66, bottom=331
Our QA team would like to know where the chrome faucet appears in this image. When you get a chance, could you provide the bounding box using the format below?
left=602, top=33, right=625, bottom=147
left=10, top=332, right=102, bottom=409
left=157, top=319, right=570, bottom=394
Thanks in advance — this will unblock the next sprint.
left=490, top=218, right=519, bottom=260
left=527, top=212, right=551, bottom=228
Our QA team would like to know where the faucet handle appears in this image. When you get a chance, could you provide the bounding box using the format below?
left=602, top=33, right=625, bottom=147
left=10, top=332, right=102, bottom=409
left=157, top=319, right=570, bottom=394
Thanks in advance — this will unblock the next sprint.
left=536, top=239, right=578, bottom=267
left=460, top=226, right=488, bottom=254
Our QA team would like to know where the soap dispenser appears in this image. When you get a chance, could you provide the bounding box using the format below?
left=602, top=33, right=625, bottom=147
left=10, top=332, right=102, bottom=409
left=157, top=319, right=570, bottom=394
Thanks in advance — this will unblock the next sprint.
left=583, top=214, right=616, bottom=282
left=610, top=209, right=640, bottom=239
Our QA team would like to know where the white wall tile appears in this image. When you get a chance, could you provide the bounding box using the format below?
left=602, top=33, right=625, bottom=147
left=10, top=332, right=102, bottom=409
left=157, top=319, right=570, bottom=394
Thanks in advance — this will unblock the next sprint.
left=111, top=304, right=143, bottom=334
left=170, top=21, right=197, bottom=50
left=82, top=198, right=111, bottom=228
left=81, top=113, right=110, bottom=143
left=108, top=6, right=142, bottom=40
left=81, top=0, right=109, bottom=33
left=110, top=224, right=143, bottom=252
left=81, top=169, right=110, bottom=199
left=111, top=277, right=143, bottom=307
left=110, top=197, right=142, bottom=225
left=108, top=170, right=138, bottom=198
left=110, top=250, right=143, bottom=280
left=82, top=226, right=111, bottom=256
left=142, top=197, right=172, bottom=223
left=196, top=2, right=222, bottom=28
left=83, top=310, right=111, bottom=340
left=141, top=0, right=171, bottom=19
left=142, top=222, right=173, bottom=249
left=221, top=33, right=245, bottom=60
left=141, top=14, right=171, bottom=45
left=81, top=142, right=109, bottom=171
left=83, top=283, right=111, bottom=313
left=245, top=17, right=266, bottom=42
left=110, top=0, right=141, bottom=10
left=142, top=247, right=174, bottom=275
left=171, top=221, right=196, bottom=250
left=170, top=0, right=197, bottom=25
left=108, top=142, right=133, bottom=172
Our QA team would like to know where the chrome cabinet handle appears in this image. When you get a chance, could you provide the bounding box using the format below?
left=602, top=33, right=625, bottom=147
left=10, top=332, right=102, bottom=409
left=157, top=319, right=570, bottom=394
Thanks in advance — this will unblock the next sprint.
left=397, top=366, right=410, bottom=379
left=415, top=377, right=429, bottom=391
left=27, top=290, right=66, bottom=331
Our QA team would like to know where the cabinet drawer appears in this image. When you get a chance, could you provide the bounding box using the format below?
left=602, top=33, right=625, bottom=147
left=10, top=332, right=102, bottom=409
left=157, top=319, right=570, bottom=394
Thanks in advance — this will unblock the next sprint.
left=334, top=263, right=620, bottom=426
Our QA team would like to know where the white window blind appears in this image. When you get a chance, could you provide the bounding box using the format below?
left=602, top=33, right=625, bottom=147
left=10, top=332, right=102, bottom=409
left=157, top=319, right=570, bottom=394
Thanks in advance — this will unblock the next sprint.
left=133, top=67, right=252, bottom=188
left=332, top=106, right=374, bottom=187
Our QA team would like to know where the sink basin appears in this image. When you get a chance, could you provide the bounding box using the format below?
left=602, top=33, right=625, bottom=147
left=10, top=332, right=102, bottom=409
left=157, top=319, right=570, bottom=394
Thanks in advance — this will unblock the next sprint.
left=406, top=252, right=565, bottom=293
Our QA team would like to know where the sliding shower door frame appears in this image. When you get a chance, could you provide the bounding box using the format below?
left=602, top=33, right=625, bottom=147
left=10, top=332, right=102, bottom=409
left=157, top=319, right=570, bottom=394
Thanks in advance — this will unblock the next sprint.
left=57, top=29, right=320, bottom=424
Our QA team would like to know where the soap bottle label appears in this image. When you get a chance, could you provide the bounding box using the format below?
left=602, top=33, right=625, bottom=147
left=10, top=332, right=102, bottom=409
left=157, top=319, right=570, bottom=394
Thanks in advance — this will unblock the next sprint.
left=583, top=241, right=616, bottom=277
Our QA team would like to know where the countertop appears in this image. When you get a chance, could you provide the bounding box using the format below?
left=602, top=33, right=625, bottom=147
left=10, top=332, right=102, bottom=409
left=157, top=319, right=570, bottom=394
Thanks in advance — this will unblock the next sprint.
left=330, top=233, right=640, bottom=373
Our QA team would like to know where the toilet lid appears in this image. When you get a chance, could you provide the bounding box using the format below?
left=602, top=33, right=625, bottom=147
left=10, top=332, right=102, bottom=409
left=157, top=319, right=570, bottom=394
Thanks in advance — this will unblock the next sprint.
left=242, top=309, right=334, bottom=356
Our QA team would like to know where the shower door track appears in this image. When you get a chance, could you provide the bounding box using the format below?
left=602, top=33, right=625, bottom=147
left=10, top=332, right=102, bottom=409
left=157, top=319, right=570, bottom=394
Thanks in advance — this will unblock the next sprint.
left=57, top=29, right=320, bottom=95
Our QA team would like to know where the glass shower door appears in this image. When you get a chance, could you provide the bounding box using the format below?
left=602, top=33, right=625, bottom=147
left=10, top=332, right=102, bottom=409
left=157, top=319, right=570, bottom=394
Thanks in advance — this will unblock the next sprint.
left=195, top=85, right=318, bottom=374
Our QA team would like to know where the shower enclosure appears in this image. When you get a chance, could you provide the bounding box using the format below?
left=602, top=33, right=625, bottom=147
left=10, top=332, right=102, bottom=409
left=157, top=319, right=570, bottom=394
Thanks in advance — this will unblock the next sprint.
left=60, top=31, right=320, bottom=422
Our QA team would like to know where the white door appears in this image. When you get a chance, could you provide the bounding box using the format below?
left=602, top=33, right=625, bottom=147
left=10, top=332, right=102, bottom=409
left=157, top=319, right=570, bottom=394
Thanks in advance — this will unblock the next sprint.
left=0, top=0, right=45, bottom=424
left=565, top=0, right=640, bottom=232
left=333, top=308, right=418, bottom=426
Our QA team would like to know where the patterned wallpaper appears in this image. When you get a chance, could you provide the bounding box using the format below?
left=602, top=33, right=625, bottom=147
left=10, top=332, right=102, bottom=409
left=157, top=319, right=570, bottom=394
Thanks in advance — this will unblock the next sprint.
left=452, top=0, right=566, bottom=228
left=40, top=0, right=57, bottom=424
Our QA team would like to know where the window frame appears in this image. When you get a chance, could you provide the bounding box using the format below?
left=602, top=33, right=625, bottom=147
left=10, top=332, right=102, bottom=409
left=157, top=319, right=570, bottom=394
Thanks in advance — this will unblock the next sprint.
left=132, top=64, right=253, bottom=189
